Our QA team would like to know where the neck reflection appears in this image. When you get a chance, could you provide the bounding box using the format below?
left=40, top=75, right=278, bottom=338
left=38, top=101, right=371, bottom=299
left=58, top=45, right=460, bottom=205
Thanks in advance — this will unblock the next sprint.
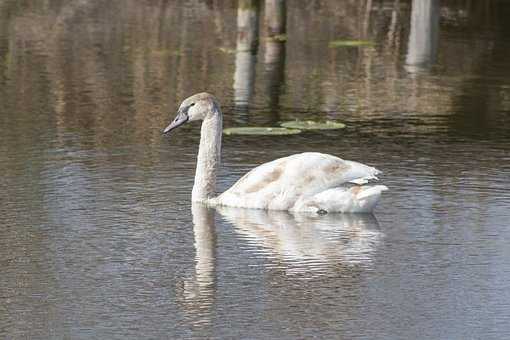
left=179, top=203, right=217, bottom=327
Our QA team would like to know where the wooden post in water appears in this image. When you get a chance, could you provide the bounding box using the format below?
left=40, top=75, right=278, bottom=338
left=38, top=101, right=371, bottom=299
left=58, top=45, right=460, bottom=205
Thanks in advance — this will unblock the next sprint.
left=264, top=0, right=286, bottom=113
left=264, top=0, right=286, bottom=39
left=234, top=0, right=261, bottom=113
left=405, top=0, right=439, bottom=72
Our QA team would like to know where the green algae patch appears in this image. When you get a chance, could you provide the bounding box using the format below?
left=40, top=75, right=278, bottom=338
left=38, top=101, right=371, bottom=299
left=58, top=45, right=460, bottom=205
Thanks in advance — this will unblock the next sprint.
left=328, top=40, right=374, bottom=48
left=223, top=127, right=302, bottom=136
left=266, top=34, right=287, bottom=42
left=279, top=120, right=346, bottom=130
left=218, top=47, right=237, bottom=54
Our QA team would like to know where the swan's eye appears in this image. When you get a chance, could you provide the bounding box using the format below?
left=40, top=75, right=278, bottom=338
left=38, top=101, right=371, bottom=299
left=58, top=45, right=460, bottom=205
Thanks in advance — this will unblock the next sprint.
left=190, top=103, right=195, bottom=107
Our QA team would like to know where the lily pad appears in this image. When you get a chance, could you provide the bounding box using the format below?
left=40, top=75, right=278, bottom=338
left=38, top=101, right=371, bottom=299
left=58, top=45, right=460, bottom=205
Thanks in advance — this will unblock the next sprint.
left=223, top=127, right=302, bottom=136
left=266, top=34, right=287, bottom=42
left=218, top=47, right=236, bottom=54
left=329, top=40, right=374, bottom=48
left=280, top=120, right=346, bottom=130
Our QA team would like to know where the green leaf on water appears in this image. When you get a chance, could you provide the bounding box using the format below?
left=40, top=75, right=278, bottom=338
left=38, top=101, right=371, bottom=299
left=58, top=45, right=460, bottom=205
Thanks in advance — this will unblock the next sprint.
left=280, top=120, right=346, bottom=130
left=328, top=40, right=374, bottom=48
left=218, top=47, right=237, bottom=54
left=266, top=34, right=287, bottom=42
left=223, top=127, right=302, bottom=136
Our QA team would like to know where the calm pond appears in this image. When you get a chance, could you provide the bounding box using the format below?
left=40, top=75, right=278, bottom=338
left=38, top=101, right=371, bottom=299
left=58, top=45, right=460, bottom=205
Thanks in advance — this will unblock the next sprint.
left=1, top=0, right=510, bottom=339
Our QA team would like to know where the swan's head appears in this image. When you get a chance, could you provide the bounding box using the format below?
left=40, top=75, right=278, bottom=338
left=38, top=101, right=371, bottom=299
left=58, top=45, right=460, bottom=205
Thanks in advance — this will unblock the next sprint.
left=163, top=92, right=220, bottom=134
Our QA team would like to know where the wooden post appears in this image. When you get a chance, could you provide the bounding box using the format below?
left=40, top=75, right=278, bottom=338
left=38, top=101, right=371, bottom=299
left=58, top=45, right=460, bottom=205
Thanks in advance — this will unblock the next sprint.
left=264, top=0, right=286, bottom=113
left=234, top=0, right=261, bottom=112
left=405, top=0, right=440, bottom=72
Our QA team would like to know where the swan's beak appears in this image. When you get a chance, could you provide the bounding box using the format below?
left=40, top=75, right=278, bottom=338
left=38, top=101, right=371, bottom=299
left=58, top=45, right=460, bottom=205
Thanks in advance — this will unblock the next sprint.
left=163, top=110, right=188, bottom=134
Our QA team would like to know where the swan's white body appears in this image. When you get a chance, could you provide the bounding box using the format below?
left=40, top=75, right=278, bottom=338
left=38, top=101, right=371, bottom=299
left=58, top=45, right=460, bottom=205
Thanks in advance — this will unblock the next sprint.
left=164, top=93, right=387, bottom=213
left=212, top=152, right=387, bottom=213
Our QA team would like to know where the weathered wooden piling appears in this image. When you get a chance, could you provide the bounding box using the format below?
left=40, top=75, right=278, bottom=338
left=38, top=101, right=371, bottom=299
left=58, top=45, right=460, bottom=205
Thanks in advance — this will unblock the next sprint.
left=264, top=0, right=287, bottom=112
left=234, top=0, right=261, bottom=111
left=406, top=0, right=439, bottom=72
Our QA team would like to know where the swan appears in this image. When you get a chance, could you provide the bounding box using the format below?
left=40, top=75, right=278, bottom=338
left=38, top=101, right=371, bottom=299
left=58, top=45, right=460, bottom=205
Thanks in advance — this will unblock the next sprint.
left=163, top=93, right=388, bottom=213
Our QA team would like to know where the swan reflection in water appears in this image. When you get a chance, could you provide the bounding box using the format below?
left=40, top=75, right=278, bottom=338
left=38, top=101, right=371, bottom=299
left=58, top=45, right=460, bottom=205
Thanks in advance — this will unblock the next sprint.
left=178, top=204, right=383, bottom=323
left=185, top=204, right=382, bottom=289
left=216, top=206, right=383, bottom=275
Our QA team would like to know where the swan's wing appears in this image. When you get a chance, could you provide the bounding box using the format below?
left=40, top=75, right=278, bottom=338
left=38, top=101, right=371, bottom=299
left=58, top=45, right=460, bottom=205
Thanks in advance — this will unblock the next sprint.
left=215, top=152, right=381, bottom=210
left=292, top=184, right=389, bottom=213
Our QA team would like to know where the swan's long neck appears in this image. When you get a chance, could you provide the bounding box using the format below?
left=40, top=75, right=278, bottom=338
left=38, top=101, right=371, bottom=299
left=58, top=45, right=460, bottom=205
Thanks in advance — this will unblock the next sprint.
left=192, top=107, right=222, bottom=202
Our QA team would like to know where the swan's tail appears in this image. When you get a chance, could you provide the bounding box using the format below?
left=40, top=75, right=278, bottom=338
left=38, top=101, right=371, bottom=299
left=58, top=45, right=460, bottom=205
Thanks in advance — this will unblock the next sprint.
left=356, top=185, right=388, bottom=200
left=293, top=184, right=388, bottom=213
left=345, top=160, right=382, bottom=185
left=350, top=185, right=388, bottom=213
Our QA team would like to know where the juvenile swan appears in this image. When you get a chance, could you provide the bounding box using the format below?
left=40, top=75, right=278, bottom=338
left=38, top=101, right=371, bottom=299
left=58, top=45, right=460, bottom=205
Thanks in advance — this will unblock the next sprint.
left=163, top=93, right=388, bottom=213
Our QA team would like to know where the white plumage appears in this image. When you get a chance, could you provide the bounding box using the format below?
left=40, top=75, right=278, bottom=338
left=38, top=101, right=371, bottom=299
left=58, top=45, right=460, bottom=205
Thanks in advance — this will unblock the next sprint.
left=164, top=93, right=387, bottom=213
left=214, top=152, right=387, bottom=212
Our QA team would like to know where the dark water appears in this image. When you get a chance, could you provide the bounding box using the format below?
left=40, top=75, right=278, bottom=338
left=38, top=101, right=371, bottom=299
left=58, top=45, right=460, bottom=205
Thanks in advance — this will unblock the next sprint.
left=1, top=0, right=510, bottom=339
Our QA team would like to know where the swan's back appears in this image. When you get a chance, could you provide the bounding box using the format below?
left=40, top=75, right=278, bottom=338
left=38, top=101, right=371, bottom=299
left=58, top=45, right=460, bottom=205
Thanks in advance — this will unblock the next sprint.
left=215, top=152, right=381, bottom=211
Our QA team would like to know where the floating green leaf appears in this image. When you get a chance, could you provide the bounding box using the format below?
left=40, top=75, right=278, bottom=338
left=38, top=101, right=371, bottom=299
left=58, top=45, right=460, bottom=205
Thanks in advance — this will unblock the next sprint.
left=280, top=120, right=346, bottom=130
left=223, top=127, right=302, bottom=135
left=218, top=47, right=236, bottom=54
left=266, top=34, right=287, bottom=42
left=328, top=40, right=374, bottom=48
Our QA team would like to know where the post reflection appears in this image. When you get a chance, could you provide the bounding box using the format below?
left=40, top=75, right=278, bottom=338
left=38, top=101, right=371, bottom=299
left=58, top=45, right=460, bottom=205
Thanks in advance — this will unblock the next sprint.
left=217, top=207, right=382, bottom=275
left=234, top=0, right=261, bottom=114
left=264, top=0, right=287, bottom=114
left=405, top=0, right=440, bottom=73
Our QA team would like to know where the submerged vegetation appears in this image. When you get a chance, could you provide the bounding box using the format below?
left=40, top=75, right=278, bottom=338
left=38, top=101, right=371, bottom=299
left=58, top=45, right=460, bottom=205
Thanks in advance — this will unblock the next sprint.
left=280, top=120, right=346, bottom=130
left=223, top=127, right=302, bottom=135
left=328, top=39, right=375, bottom=48
left=223, top=120, right=346, bottom=136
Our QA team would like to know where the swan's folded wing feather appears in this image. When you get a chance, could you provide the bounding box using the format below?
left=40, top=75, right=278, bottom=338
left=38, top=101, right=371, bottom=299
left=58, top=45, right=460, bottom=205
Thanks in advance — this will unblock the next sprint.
left=215, top=152, right=381, bottom=210
left=292, top=184, right=389, bottom=213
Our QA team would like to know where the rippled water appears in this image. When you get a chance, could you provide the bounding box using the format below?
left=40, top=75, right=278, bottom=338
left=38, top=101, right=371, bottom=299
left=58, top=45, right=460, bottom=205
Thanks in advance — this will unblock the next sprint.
left=1, top=1, right=510, bottom=339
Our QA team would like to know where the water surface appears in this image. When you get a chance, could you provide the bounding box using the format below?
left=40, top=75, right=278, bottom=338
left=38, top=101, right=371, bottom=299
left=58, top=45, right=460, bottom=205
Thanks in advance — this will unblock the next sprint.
left=1, top=1, right=510, bottom=339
